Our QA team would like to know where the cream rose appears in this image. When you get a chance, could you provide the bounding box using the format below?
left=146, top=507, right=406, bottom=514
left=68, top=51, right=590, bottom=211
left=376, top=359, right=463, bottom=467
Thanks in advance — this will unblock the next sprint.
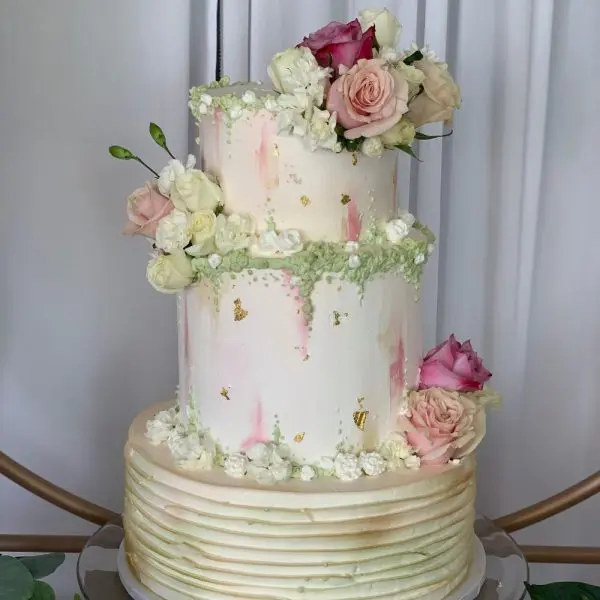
left=170, top=169, right=223, bottom=213
left=406, top=58, right=461, bottom=127
left=380, top=119, right=416, bottom=148
left=361, top=136, right=384, bottom=157
left=358, top=8, right=402, bottom=49
left=146, top=251, right=195, bottom=293
left=214, top=213, right=255, bottom=255
left=185, top=210, right=217, bottom=257
left=385, top=212, right=416, bottom=243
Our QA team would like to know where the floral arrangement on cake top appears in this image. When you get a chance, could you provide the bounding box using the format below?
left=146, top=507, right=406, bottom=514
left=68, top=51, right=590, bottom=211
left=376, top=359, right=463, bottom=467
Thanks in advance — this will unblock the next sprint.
left=190, top=7, right=460, bottom=159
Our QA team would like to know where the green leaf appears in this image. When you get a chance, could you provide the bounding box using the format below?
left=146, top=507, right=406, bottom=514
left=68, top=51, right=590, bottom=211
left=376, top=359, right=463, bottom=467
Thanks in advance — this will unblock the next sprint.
left=403, top=49, right=424, bottom=66
left=30, top=581, right=55, bottom=600
left=0, top=555, right=34, bottom=600
left=214, top=203, right=225, bottom=216
left=17, top=554, right=65, bottom=579
left=344, top=137, right=363, bottom=153
left=526, top=581, right=600, bottom=600
left=395, top=144, right=421, bottom=161
left=108, top=145, right=135, bottom=160
left=74, top=595, right=82, bottom=600
left=414, top=130, right=453, bottom=141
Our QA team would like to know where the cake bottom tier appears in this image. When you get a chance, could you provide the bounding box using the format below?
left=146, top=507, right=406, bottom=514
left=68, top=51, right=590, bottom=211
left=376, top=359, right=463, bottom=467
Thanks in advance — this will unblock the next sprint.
left=124, top=405, right=477, bottom=600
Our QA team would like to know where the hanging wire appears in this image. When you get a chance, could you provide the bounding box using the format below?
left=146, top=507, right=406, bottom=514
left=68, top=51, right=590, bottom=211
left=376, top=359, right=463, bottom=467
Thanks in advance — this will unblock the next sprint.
left=215, top=0, right=223, bottom=80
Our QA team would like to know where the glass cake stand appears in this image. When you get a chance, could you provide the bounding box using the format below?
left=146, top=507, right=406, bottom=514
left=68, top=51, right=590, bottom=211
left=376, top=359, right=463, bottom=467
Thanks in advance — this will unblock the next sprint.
left=76, top=515, right=528, bottom=600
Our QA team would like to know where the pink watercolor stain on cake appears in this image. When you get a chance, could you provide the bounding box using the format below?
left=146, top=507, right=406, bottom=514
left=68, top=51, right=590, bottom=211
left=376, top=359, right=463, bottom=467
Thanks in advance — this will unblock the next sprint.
left=255, top=121, right=279, bottom=190
left=282, top=270, right=309, bottom=360
left=240, top=400, right=270, bottom=451
left=389, top=336, right=405, bottom=408
left=346, top=201, right=362, bottom=241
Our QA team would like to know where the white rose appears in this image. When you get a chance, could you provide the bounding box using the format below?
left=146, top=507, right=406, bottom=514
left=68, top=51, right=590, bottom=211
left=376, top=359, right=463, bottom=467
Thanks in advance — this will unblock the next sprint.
left=380, top=120, right=416, bottom=148
left=170, top=169, right=223, bottom=213
left=147, top=251, right=194, bottom=293
left=359, top=8, right=402, bottom=49
left=185, top=210, right=216, bottom=257
left=406, top=58, right=461, bottom=127
left=269, top=460, right=292, bottom=482
left=300, top=465, right=316, bottom=481
left=214, top=213, right=255, bottom=255
left=333, top=453, right=362, bottom=481
left=385, top=212, right=416, bottom=243
left=359, top=452, right=387, bottom=476
left=267, top=47, right=330, bottom=106
left=155, top=209, right=191, bottom=252
left=224, top=453, right=248, bottom=478
left=246, top=442, right=273, bottom=467
left=361, top=136, right=384, bottom=157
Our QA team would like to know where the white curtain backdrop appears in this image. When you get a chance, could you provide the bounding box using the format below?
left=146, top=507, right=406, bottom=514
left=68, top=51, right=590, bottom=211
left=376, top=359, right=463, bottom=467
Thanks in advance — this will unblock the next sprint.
left=1, top=1, right=598, bottom=595
left=220, top=0, right=600, bottom=585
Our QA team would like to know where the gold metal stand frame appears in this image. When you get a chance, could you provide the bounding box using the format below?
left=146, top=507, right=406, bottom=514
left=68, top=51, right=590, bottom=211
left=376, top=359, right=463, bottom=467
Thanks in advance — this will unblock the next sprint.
left=1, top=450, right=599, bottom=564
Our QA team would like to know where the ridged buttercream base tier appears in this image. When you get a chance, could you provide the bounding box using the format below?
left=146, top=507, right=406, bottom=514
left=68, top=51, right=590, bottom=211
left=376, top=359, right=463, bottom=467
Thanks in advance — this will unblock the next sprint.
left=124, top=405, right=477, bottom=600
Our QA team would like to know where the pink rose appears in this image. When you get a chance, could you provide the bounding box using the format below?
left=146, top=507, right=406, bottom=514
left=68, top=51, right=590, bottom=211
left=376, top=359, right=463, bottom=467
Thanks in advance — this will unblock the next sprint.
left=298, top=19, right=375, bottom=71
left=326, top=58, right=409, bottom=139
left=123, top=182, right=174, bottom=239
left=419, top=334, right=491, bottom=392
left=398, top=389, right=484, bottom=466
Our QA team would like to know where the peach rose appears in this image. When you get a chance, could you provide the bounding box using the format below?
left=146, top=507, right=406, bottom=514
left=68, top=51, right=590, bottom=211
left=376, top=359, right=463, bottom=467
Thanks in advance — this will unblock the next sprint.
left=124, top=182, right=174, bottom=239
left=326, top=58, right=409, bottom=140
left=406, top=58, right=461, bottom=128
left=398, top=388, right=485, bottom=466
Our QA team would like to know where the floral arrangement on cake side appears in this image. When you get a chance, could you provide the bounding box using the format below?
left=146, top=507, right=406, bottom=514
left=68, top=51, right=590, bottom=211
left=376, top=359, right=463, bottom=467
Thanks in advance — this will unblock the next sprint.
left=145, top=334, right=499, bottom=483
left=268, top=7, right=460, bottom=158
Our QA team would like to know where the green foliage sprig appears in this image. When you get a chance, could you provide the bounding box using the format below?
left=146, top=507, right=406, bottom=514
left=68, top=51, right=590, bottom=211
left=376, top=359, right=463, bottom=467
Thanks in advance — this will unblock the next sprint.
left=0, top=553, right=65, bottom=600
left=526, top=581, right=600, bottom=599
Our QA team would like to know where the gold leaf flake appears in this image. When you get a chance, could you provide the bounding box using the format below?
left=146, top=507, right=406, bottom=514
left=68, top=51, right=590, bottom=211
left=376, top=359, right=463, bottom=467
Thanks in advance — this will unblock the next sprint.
left=302, top=354, right=310, bottom=361
left=351, top=152, right=358, bottom=166
left=300, top=195, right=311, bottom=207
left=233, top=298, right=248, bottom=321
left=341, top=193, right=352, bottom=205
left=220, top=387, right=230, bottom=401
left=353, top=410, right=369, bottom=431
left=357, top=396, right=365, bottom=406
left=332, top=311, right=349, bottom=326
left=293, top=432, right=305, bottom=443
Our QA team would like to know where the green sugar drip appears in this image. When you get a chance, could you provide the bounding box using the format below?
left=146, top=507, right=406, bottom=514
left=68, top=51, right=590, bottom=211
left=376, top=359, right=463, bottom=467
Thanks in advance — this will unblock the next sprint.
left=191, top=228, right=434, bottom=325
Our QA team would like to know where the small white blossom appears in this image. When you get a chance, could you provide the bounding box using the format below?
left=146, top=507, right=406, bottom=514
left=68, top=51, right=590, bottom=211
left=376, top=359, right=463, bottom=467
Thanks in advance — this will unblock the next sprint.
left=269, top=460, right=292, bottom=482
left=207, top=253, right=222, bottom=269
left=156, top=209, right=191, bottom=253
left=197, top=103, right=208, bottom=115
left=348, top=254, right=361, bottom=269
left=224, top=453, right=248, bottom=478
left=168, top=433, right=214, bottom=470
left=359, top=452, right=387, bottom=476
left=146, top=409, right=177, bottom=445
left=345, top=241, right=360, bottom=253
left=318, top=456, right=335, bottom=476
left=300, top=465, right=316, bottom=481
left=427, top=243, right=436, bottom=255
left=334, top=453, right=362, bottom=481
left=157, top=159, right=187, bottom=196
left=247, top=463, right=275, bottom=484
left=361, top=136, right=384, bottom=157
left=414, top=253, right=425, bottom=265
left=250, top=229, right=303, bottom=258
left=306, top=108, right=340, bottom=152
left=404, top=454, right=422, bottom=470
left=242, top=90, right=257, bottom=104
left=199, top=93, right=213, bottom=106
left=379, top=436, right=412, bottom=470
left=246, top=443, right=273, bottom=468
left=385, top=212, right=416, bottom=244
left=214, top=213, right=255, bottom=255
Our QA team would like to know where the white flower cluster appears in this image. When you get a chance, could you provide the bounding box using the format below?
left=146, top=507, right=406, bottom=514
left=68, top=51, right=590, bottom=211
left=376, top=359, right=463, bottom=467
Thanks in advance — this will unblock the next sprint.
left=385, top=211, right=416, bottom=243
left=250, top=228, right=303, bottom=258
left=226, top=442, right=294, bottom=484
left=145, top=408, right=215, bottom=471
left=267, top=48, right=341, bottom=153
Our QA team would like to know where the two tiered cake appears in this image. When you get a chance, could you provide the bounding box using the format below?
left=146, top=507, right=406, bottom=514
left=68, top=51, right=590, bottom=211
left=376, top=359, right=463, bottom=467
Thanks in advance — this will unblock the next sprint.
left=114, top=8, right=499, bottom=599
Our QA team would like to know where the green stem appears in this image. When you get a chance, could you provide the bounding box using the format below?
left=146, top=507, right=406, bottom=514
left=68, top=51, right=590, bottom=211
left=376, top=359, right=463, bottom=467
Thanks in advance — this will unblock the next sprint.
left=134, top=156, right=159, bottom=178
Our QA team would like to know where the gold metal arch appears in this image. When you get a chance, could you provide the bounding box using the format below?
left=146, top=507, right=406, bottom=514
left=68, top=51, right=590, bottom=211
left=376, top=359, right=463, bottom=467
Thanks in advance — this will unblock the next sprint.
left=1, top=450, right=599, bottom=564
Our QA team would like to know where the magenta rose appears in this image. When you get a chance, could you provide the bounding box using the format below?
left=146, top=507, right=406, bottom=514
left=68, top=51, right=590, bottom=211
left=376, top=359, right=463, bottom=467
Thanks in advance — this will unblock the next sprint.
left=326, top=58, right=409, bottom=139
left=398, top=389, right=484, bottom=466
left=123, top=182, right=174, bottom=239
left=419, top=334, right=491, bottom=392
left=298, top=19, right=375, bottom=71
